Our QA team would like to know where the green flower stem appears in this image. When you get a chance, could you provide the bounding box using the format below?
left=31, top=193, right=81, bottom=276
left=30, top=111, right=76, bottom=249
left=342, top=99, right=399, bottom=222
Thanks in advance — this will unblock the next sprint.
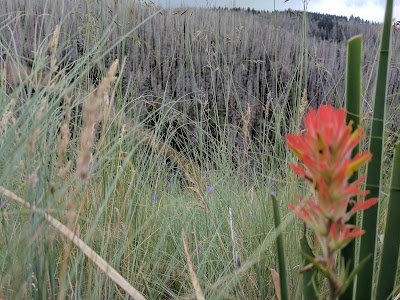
left=271, top=194, right=289, bottom=300
left=356, top=0, right=393, bottom=298
left=328, top=250, right=340, bottom=300
left=376, top=141, right=400, bottom=299
left=341, top=34, right=362, bottom=300
left=300, top=225, right=318, bottom=300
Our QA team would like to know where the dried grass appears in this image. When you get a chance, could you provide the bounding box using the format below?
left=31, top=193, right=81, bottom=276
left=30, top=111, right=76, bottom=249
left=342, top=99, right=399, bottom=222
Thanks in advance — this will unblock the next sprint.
left=118, top=123, right=127, bottom=161
left=181, top=229, right=205, bottom=300
left=270, top=268, right=281, bottom=300
left=242, top=102, right=251, bottom=187
left=0, top=99, right=16, bottom=136
left=0, top=186, right=146, bottom=300
left=76, top=60, right=118, bottom=180
left=242, top=102, right=251, bottom=139
left=299, top=88, right=308, bottom=124
left=49, top=25, right=60, bottom=73
left=57, top=96, right=72, bottom=179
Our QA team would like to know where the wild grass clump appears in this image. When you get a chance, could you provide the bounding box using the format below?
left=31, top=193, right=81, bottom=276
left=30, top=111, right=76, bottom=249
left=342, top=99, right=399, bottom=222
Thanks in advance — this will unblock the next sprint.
left=0, top=0, right=399, bottom=299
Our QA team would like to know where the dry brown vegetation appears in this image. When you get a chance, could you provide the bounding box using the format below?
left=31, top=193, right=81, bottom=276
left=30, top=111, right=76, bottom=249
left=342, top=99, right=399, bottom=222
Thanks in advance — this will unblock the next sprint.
left=1, top=0, right=399, bottom=156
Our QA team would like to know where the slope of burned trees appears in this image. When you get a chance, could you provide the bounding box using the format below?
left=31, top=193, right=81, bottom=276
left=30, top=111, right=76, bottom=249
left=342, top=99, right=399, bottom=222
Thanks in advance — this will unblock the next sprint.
left=1, top=0, right=399, bottom=169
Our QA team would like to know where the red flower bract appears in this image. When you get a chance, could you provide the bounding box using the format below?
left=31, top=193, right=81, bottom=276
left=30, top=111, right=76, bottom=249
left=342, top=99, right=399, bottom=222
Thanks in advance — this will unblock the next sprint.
left=287, top=104, right=378, bottom=253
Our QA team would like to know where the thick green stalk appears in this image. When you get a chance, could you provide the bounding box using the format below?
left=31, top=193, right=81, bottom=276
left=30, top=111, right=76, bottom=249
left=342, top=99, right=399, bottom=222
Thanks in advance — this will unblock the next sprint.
left=300, top=226, right=318, bottom=300
left=375, top=141, right=400, bottom=299
left=271, top=194, right=289, bottom=300
left=340, top=34, right=362, bottom=300
left=355, top=1, right=393, bottom=299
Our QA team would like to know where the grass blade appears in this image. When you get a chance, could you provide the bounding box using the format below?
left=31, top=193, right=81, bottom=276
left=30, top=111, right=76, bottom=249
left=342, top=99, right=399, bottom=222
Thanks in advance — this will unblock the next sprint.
left=340, top=34, right=362, bottom=300
left=339, top=254, right=372, bottom=297
left=300, top=226, right=318, bottom=300
left=181, top=229, right=206, bottom=300
left=375, top=141, right=400, bottom=299
left=0, top=186, right=147, bottom=300
left=271, top=193, right=289, bottom=300
left=270, top=268, right=282, bottom=300
left=355, top=1, right=393, bottom=298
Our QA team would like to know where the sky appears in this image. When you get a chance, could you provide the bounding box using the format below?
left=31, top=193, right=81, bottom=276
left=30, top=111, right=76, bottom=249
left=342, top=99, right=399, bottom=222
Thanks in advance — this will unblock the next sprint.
left=154, top=0, right=400, bottom=23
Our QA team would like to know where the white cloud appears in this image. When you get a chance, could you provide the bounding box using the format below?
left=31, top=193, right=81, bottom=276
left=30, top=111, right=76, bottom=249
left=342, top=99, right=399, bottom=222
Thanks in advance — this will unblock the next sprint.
left=394, top=2, right=400, bottom=22
left=155, top=0, right=400, bottom=23
left=308, top=0, right=385, bottom=22
left=231, top=0, right=297, bottom=11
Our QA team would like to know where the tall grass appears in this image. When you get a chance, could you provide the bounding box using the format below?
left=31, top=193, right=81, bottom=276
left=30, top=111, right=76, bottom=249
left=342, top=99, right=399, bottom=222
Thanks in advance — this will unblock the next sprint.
left=0, top=0, right=399, bottom=299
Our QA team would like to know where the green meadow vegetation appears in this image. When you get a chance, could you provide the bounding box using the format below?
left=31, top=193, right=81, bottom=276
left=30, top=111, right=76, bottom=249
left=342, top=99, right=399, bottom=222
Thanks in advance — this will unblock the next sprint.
left=0, top=0, right=399, bottom=299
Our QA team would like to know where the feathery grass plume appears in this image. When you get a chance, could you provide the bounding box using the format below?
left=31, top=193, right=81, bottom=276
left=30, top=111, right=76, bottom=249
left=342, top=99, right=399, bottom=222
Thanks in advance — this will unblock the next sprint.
left=299, top=88, right=308, bottom=123
left=99, top=57, right=126, bottom=147
left=0, top=99, right=16, bottom=136
left=0, top=186, right=147, bottom=300
left=58, top=95, right=76, bottom=300
left=56, top=118, right=75, bottom=298
left=76, top=60, right=118, bottom=180
left=49, top=25, right=60, bottom=74
left=57, top=96, right=72, bottom=179
left=242, top=102, right=251, bottom=138
left=264, top=93, right=272, bottom=125
left=186, top=186, right=206, bottom=209
left=263, top=94, right=273, bottom=165
left=118, top=123, right=126, bottom=161
left=242, top=102, right=251, bottom=187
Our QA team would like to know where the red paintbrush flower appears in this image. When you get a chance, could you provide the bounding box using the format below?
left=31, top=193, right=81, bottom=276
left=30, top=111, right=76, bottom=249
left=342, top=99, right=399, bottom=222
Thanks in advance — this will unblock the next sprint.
left=287, top=104, right=378, bottom=254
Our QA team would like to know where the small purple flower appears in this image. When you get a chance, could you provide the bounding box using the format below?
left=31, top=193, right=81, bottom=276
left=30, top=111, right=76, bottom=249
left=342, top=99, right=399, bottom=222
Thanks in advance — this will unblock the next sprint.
left=267, top=177, right=278, bottom=201
left=206, top=186, right=215, bottom=194
left=268, top=177, right=275, bottom=187
left=151, top=194, right=159, bottom=201
left=197, top=245, right=201, bottom=251
left=0, top=196, right=6, bottom=209
left=167, top=180, right=171, bottom=188
left=236, top=258, right=241, bottom=268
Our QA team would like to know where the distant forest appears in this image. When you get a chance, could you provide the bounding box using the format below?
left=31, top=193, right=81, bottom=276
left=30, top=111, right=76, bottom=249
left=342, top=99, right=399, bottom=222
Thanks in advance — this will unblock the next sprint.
left=1, top=0, right=399, bottom=155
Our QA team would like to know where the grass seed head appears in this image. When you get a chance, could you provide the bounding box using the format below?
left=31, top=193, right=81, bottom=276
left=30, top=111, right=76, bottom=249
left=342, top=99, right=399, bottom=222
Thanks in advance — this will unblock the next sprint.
left=50, top=25, right=60, bottom=72
left=76, top=60, right=119, bottom=180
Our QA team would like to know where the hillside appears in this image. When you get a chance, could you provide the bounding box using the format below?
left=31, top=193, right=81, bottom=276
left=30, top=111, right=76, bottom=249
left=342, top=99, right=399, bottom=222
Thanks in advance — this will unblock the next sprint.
left=1, top=0, right=399, bottom=159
